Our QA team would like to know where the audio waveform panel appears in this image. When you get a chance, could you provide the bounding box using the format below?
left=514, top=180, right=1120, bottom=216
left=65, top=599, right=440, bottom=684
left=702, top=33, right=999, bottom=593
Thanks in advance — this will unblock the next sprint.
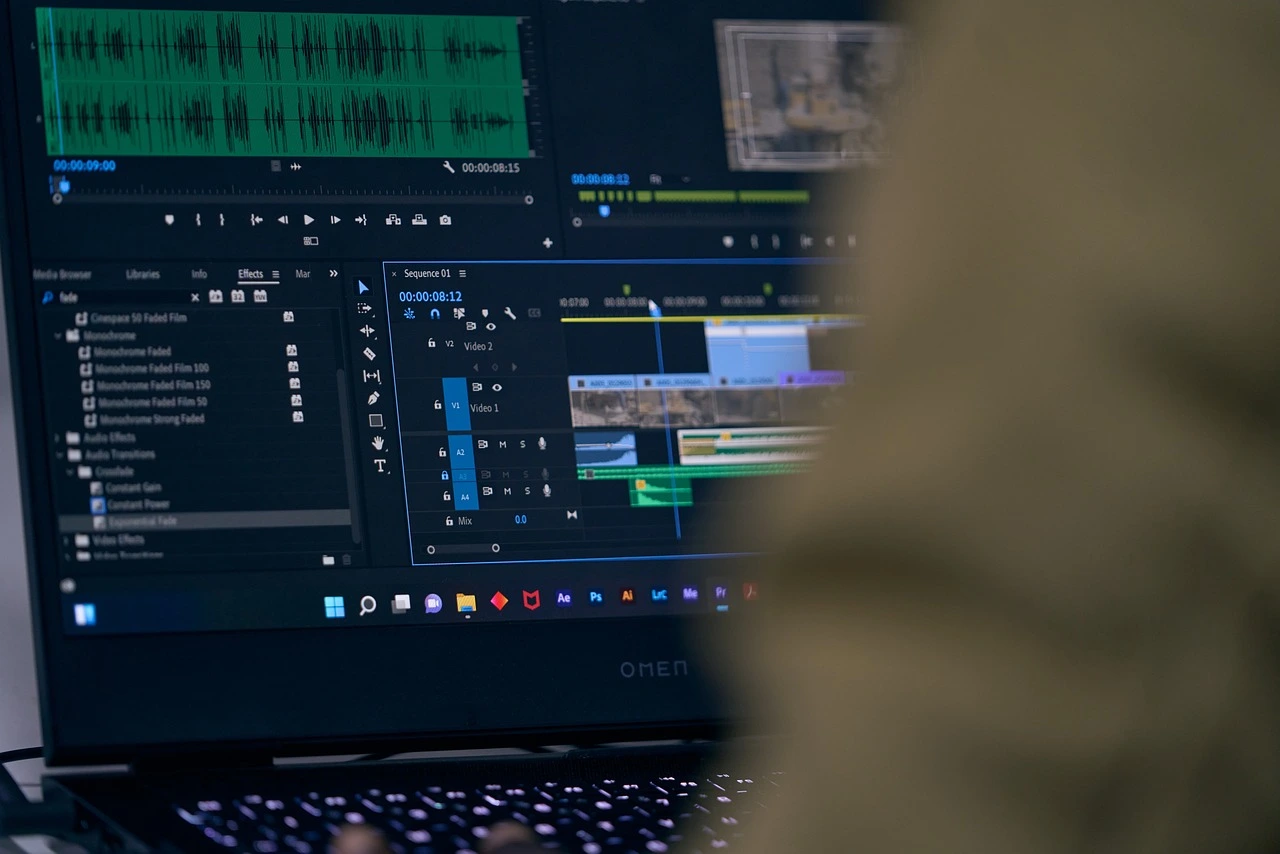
left=36, top=7, right=529, bottom=158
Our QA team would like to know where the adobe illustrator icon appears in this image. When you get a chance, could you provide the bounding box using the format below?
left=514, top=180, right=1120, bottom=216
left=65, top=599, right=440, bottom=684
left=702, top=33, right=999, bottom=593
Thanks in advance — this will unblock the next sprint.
left=522, top=590, right=541, bottom=611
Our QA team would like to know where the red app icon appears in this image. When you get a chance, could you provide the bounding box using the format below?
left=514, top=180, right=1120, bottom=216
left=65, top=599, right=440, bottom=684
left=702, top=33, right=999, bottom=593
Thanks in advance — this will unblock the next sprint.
left=523, top=590, right=541, bottom=611
left=742, top=582, right=760, bottom=601
left=490, top=591, right=509, bottom=611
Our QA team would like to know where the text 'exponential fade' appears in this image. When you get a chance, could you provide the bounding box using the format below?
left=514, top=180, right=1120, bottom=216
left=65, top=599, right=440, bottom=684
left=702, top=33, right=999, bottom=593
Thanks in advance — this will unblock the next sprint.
left=37, top=7, right=530, bottom=158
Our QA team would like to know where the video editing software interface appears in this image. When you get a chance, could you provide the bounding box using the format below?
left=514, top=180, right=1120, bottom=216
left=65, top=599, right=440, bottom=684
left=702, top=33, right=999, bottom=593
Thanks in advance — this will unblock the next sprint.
left=3, top=0, right=904, bottom=635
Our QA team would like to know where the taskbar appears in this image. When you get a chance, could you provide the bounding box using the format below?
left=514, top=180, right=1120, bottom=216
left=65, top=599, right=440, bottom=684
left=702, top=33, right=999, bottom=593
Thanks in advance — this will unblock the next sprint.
left=58, top=561, right=762, bottom=636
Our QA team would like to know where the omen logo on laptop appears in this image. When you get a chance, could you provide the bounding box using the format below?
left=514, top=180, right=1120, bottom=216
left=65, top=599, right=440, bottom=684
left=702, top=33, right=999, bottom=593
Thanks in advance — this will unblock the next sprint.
left=619, top=660, right=691, bottom=679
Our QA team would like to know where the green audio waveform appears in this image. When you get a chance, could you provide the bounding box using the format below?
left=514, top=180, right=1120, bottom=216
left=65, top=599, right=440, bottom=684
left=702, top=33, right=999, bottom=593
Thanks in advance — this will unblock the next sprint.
left=578, top=463, right=807, bottom=481
left=630, top=478, right=694, bottom=508
left=37, top=7, right=529, bottom=158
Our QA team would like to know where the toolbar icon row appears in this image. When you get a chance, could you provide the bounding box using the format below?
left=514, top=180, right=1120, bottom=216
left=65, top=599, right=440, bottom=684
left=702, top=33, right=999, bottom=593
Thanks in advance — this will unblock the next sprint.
left=322, top=583, right=762, bottom=620
left=169, top=212, right=452, bottom=230
left=205, top=289, right=268, bottom=304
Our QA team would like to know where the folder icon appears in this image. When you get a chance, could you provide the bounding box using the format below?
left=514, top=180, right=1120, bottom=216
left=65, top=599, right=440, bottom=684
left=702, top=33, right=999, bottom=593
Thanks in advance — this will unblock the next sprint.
left=456, top=593, right=477, bottom=613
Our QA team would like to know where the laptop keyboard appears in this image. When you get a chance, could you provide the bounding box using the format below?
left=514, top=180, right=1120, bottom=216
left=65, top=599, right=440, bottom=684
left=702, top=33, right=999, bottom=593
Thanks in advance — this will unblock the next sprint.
left=173, top=770, right=783, bottom=853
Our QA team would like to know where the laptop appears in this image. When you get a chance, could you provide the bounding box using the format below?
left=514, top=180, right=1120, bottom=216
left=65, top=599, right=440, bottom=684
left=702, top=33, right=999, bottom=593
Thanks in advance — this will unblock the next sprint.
left=0, top=1, right=902, bottom=850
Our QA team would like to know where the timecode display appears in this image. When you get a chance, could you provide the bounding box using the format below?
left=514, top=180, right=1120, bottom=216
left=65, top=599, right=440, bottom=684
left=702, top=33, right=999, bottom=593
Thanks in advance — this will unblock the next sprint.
left=52, top=159, right=116, bottom=172
left=460, top=162, right=522, bottom=174
left=569, top=173, right=631, bottom=186
left=398, top=291, right=464, bottom=303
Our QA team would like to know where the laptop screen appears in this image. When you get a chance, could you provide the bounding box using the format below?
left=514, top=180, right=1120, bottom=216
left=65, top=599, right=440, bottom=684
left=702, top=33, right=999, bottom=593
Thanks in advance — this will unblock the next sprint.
left=0, top=0, right=901, bottom=758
